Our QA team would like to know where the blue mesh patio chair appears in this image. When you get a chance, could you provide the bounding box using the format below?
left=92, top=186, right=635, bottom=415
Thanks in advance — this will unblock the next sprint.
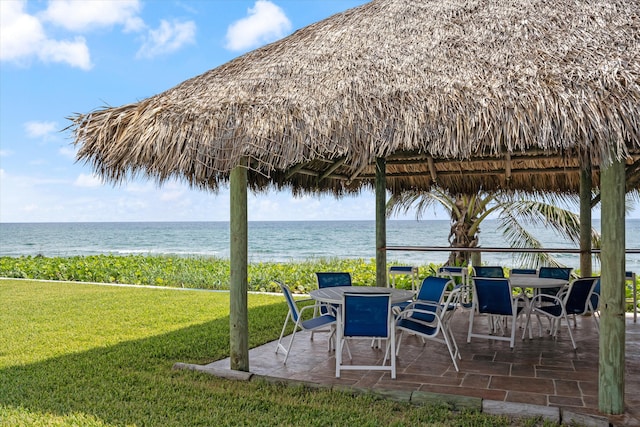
left=537, top=267, right=572, bottom=297
left=438, top=266, right=471, bottom=306
left=275, top=281, right=336, bottom=364
left=316, top=272, right=352, bottom=288
left=388, top=265, right=419, bottom=291
left=523, top=277, right=597, bottom=349
left=336, top=291, right=396, bottom=379
left=467, top=277, right=524, bottom=348
left=473, top=266, right=505, bottom=278
left=392, top=275, right=451, bottom=313
left=313, top=272, right=352, bottom=338
left=509, top=268, right=538, bottom=301
left=396, top=284, right=463, bottom=371
left=587, top=277, right=601, bottom=330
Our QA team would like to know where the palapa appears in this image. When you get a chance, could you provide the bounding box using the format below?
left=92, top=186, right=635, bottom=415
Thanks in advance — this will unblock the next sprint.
left=68, top=1, right=638, bottom=413
left=70, top=0, right=640, bottom=196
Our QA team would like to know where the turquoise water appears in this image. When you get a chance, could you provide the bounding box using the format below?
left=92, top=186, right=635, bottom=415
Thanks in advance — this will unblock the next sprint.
left=1, top=220, right=638, bottom=271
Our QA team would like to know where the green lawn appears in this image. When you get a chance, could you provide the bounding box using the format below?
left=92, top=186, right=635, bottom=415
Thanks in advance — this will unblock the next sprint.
left=1, top=279, right=551, bottom=426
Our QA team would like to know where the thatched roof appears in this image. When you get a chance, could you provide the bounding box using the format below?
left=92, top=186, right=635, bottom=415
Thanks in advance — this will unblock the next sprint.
left=70, top=0, right=640, bottom=196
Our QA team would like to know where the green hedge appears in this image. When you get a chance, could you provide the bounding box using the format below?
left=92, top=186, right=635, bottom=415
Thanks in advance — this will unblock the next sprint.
left=0, top=255, right=440, bottom=293
left=2, top=255, right=637, bottom=310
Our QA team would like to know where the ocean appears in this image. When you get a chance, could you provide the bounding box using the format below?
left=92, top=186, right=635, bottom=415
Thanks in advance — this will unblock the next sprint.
left=1, top=220, right=639, bottom=272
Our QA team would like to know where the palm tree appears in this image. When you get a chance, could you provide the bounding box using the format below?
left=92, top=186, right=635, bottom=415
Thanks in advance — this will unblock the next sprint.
left=386, top=187, right=601, bottom=269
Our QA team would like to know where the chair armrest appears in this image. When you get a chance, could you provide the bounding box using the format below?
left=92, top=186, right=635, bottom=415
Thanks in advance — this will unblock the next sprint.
left=404, top=299, right=442, bottom=313
left=530, top=293, right=563, bottom=307
left=396, top=307, right=445, bottom=327
left=299, top=302, right=335, bottom=318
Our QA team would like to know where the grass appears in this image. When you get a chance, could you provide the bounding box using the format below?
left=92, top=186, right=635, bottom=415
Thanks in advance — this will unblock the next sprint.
left=0, top=279, right=555, bottom=427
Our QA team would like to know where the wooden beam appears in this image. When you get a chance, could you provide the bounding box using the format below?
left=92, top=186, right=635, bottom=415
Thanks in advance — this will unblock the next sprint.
left=285, top=163, right=306, bottom=179
left=599, top=156, right=626, bottom=414
left=358, top=167, right=585, bottom=179
left=348, top=163, right=368, bottom=184
left=375, top=157, right=387, bottom=288
left=427, top=156, right=437, bottom=181
left=319, top=158, right=346, bottom=181
left=229, top=159, right=249, bottom=372
left=505, top=152, right=512, bottom=180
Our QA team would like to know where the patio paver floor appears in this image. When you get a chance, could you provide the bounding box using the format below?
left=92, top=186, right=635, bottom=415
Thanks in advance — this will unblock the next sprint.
left=203, top=311, right=640, bottom=426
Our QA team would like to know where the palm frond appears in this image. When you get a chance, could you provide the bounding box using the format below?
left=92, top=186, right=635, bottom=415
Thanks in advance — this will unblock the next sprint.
left=499, top=200, right=584, bottom=243
left=497, top=211, right=559, bottom=268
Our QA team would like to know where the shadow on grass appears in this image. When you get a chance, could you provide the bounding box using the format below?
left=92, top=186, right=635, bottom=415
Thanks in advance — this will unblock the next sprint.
left=0, top=302, right=290, bottom=426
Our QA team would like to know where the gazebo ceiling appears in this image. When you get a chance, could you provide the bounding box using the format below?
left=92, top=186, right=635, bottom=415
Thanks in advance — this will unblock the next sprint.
left=248, top=150, right=640, bottom=196
left=69, top=0, right=640, bottom=196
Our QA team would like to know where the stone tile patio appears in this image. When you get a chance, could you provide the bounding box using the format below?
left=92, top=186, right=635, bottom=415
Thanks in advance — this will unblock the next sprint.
left=200, top=311, right=640, bottom=426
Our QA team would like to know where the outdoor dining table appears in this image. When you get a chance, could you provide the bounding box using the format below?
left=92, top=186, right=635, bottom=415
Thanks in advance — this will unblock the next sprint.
left=310, top=286, right=415, bottom=371
left=509, top=275, right=569, bottom=291
left=509, top=275, right=570, bottom=340
left=310, top=286, right=415, bottom=306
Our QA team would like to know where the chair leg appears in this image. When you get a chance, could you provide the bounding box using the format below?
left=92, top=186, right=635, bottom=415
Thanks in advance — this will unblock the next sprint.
left=344, top=339, right=352, bottom=360
left=335, top=328, right=343, bottom=378
left=283, top=321, right=302, bottom=364
left=442, top=328, right=459, bottom=371
left=522, top=309, right=533, bottom=340
left=390, top=330, right=396, bottom=379
left=467, top=309, right=475, bottom=343
left=563, top=314, right=577, bottom=349
left=510, top=313, right=517, bottom=348
left=276, top=312, right=292, bottom=354
left=327, top=326, right=336, bottom=351
left=395, top=330, right=404, bottom=356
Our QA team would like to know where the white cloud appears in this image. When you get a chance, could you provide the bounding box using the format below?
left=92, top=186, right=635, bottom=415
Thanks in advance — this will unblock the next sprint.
left=136, top=19, right=196, bottom=59
left=0, top=150, right=13, bottom=157
left=0, top=1, right=44, bottom=61
left=39, top=37, right=92, bottom=69
left=74, top=173, right=103, bottom=188
left=41, top=0, right=144, bottom=33
left=24, top=121, right=58, bottom=138
left=0, top=0, right=91, bottom=69
left=58, top=146, right=77, bottom=159
left=225, top=0, right=291, bottom=51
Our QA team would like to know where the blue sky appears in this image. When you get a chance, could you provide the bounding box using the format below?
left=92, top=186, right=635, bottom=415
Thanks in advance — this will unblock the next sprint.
left=1, top=0, right=409, bottom=223
left=0, top=1, right=633, bottom=223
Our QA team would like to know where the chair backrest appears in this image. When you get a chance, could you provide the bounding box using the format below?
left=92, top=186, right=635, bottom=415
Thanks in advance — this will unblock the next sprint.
left=472, top=277, right=514, bottom=316
left=539, top=267, right=572, bottom=280
left=510, top=268, right=537, bottom=275
left=342, top=292, right=392, bottom=338
left=316, top=272, right=352, bottom=288
left=416, top=276, right=450, bottom=303
left=438, top=266, right=465, bottom=275
left=473, top=266, right=505, bottom=278
left=565, top=277, right=598, bottom=315
left=278, top=282, right=300, bottom=321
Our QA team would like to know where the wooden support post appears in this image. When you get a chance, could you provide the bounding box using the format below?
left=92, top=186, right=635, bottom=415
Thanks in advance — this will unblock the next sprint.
left=230, top=160, right=249, bottom=372
left=599, top=156, right=625, bottom=414
left=376, top=157, right=387, bottom=288
left=580, top=159, right=592, bottom=277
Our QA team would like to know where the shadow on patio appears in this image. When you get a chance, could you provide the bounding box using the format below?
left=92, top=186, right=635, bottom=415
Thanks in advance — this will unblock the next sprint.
left=197, top=310, right=640, bottom=426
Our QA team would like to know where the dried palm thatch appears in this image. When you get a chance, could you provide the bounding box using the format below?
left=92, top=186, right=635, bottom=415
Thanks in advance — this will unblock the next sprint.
left=70, top=0, right=640, bottom=196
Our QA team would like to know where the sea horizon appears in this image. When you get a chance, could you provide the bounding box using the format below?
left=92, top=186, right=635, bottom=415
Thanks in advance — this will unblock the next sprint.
left=2, top=219, right=639, bottom=272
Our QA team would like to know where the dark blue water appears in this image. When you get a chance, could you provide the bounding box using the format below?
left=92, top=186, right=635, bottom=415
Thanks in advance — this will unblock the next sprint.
left=1, top=220, right=638, bottom=271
